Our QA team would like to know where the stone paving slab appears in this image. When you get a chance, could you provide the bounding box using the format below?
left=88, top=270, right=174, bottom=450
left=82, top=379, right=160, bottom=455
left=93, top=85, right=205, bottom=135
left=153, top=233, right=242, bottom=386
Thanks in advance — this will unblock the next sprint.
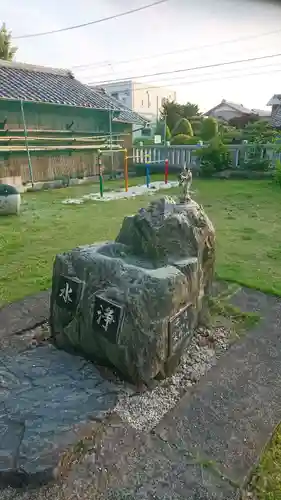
left=0, top=291, right=50, bottom=338
left=106, top=433, right=238, bottom=500
left=0, top=343, right=119, bottom=487
left=154, top=288, right=281, bottom=488
left=58, top=414, right=237, bottom=500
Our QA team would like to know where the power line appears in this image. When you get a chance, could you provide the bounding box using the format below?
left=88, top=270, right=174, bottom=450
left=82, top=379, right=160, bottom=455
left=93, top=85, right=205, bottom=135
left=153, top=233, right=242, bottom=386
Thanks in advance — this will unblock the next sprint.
left=85, top=61, right=281, bottom=93
left=72, top=27, right=281, bottom=71
left=126, top=61, right=281, bottom=92
left=14, top=0, right=171, bottom=39
left=88, top=51, right=281, bottom=85
left=89, top=64, right=281, bottom=97
left=152, top=65, right=281, bottom=90
left=94, top=66, right=281, bottom=111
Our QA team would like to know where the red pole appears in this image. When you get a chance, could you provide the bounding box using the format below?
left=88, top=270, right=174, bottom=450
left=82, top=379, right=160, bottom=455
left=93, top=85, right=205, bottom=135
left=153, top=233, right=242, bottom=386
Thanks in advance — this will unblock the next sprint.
left=164, top=158, right=169, bottom=184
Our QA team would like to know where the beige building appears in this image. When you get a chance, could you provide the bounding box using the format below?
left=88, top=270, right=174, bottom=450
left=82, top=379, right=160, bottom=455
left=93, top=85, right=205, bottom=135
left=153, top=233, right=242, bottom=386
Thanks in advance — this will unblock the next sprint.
left=92, top=80, right=176, bottom=139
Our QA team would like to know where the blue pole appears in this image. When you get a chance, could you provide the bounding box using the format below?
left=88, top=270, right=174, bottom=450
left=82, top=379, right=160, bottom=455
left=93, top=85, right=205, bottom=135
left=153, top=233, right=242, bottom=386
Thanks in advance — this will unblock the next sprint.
left=146, top=164, right=150, bottom=188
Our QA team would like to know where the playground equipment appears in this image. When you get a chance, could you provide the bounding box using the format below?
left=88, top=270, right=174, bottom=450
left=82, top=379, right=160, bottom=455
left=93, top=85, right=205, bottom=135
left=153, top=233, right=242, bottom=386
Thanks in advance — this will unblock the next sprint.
left=143, top=156, right=169, bottom=188
left=97, top=149, right=169, bottom=198
left=97, top=147, right=127, bottom=198
left=123, top=152, right=169, bottom=191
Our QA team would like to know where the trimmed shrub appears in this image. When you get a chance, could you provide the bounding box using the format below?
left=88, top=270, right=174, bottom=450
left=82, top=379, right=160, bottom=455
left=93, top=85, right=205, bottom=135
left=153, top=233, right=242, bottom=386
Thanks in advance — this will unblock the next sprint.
left=240, top=158, right=270, bottom=172
left=223, top=130, right=243, bottom=144
left=190, top=117, right=203, bottom=136
left=200, top=117, right=218, bottom=141
left=172, top=118, right=193, bottom=137
left=170, top=134, right=192, bottom=145
left=196, top=138, right=231, bottom=177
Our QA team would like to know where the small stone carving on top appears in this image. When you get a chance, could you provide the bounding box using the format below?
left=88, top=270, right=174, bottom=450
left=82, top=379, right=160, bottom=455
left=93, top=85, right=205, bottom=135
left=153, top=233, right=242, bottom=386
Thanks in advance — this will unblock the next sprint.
left=178, top=164, right=192, bottom=202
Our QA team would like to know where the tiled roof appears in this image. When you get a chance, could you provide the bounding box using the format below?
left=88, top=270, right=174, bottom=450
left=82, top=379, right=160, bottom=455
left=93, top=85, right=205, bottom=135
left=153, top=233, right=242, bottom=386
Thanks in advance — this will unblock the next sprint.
left=92, top=87, right=147, bottom=125
left=272, top=105, right=281, bottom=127
left=0, top=60, right=146, bottom=124
left=221, top=100, right=254, bottom=115
left=206, top=100, right=271, bottom=118
left=267, top=95, right=281, bottom=106
left=252, top=108, right=271, bottom=117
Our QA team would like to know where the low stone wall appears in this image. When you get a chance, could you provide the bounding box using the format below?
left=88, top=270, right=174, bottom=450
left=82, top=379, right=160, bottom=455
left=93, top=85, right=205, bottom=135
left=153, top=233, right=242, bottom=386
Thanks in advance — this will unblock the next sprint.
left=25, top=172, right=126, bottom=192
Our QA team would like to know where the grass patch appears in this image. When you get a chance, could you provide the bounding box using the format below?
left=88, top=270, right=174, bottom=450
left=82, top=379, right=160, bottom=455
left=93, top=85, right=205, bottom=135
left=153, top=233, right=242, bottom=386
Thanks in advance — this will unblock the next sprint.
left=209, top=294, right=260, bottom=336
left=1, top=177, right=281, bottom=305
left=249, top=423, right=281, bottom=500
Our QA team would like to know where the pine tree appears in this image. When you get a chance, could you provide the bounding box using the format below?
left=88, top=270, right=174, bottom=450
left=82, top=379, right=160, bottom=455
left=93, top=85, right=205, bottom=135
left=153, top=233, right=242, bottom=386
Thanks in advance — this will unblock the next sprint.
left=0, top=23, right=17, bottom=61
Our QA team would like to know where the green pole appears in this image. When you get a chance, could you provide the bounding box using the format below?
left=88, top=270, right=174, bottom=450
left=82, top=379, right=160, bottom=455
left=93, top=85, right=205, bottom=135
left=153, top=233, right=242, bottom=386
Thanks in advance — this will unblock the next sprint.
left=98, top=150, right=103, bottom=198
left=109, top=107, right=114, bottom=177
left=20, top=100, right=34, bottom=186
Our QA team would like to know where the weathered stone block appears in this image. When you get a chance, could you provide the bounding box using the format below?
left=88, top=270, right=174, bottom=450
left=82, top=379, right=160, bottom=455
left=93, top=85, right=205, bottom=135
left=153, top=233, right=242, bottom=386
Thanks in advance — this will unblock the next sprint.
left=0, top=184, right=21, bottom=215
left=50, top=196, right=215, bottom=384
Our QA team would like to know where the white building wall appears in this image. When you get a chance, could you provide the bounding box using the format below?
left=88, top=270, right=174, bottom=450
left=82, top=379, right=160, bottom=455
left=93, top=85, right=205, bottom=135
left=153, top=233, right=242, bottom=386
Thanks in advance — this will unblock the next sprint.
left=132, top=81, right=176, bottom=124
left=98, top=80, right=176, bottom=139
left=98, top=81, right=133, bottom=109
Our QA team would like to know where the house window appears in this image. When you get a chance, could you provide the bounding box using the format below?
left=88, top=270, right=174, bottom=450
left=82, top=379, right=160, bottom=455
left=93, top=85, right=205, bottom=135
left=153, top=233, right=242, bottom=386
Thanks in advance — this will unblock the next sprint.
left=141, top=99, right=144, bottom=107
left=147, top=91, right=151, bottom=108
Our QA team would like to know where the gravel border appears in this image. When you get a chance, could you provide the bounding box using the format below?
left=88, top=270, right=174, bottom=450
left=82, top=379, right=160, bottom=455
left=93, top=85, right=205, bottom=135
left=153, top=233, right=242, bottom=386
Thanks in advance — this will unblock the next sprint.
left=114, top=322, right=232, bottom=431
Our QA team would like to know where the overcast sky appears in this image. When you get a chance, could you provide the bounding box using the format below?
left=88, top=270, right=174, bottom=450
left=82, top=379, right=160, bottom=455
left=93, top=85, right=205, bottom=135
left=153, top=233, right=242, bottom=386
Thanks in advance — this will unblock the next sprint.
left=1, top=0, right=281, bottom=111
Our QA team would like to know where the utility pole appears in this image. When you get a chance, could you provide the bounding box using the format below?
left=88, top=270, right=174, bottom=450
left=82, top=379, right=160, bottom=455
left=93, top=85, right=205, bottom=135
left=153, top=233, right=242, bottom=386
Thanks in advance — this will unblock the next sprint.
left=164, top=112, right=167, bottom=146
left=20, top=100, right=34, bottom=186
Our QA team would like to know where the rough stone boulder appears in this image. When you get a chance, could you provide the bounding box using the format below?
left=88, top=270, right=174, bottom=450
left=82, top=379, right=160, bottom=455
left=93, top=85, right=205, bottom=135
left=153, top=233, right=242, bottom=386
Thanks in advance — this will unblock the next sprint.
left=50, top=196, right=215, bottom=384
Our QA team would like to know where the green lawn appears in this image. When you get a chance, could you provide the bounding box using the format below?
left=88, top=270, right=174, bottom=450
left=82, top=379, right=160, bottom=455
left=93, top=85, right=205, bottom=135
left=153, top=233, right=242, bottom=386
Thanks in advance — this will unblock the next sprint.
left=250, top=424, right=281, bottom=500
left=1, top=177, right=281, bottom=306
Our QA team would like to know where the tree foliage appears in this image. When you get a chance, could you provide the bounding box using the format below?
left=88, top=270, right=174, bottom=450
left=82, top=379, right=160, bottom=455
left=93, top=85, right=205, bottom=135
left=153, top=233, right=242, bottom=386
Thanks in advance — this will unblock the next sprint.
left=181, top=102, right=200, bottom=118
left=154, top=120, right=171, bottom=141
left=274, top=160, right=281, bottom=187
left=160, top=100, right=201, bottom=133
left=196, top=137, right=231, bottom=176
left=200, top=117, right=218, bottom=141
left=172, top=118, right=193, bottom=137
left=0, top=23, right=17, bottom=61
left=228, top=114, right=259, bottom=129
left=243, top=120, right=277, bottom=144
left=160, top=101, right=181, bottom=131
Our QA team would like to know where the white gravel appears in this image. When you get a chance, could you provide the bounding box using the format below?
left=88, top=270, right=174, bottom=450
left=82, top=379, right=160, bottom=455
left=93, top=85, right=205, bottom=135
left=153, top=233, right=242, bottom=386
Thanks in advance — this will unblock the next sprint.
left=62, top=180, right=178, bottom=204
left=114, top=324, right=230, bottom=431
